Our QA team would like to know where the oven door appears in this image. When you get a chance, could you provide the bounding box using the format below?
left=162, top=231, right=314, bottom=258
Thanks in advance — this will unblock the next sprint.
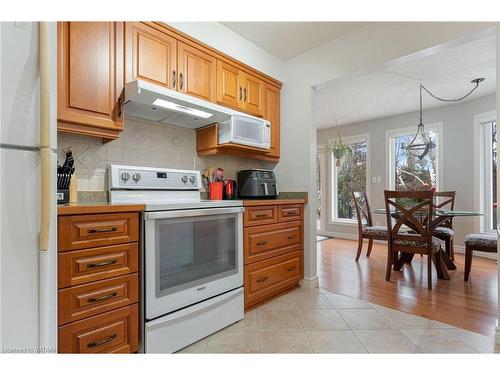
left=144, top=207, right=243, bottom=320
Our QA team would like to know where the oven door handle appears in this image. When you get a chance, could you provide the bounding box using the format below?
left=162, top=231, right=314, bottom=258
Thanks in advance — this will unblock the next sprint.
left=145, top=206, right=244, bottom=220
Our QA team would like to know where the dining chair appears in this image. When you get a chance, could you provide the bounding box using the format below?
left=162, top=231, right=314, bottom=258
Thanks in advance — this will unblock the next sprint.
left=432, top=191, right=456, bottom=260
left=384, top=190, right=442, bottom=290
left=352, top=192, right=388, bottom=261
left=464, top=233, right=497, bottom=281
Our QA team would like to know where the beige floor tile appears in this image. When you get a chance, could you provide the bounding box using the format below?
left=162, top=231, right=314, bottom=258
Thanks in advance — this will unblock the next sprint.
left=221, top=310, right=257, bottom=333
left=291, top=294, right=334, bottom=310
left=400, top=328, right=478, bottom=353
left=373, top=305, right=454, bottom=329
left=354, top=330, right=421, bottom=353
left=256, top=294, right=295, bottom=311
left=176, top=338, right=208, bottom=353
left=338, top=309, right=392, bottom=330
left=450, top=329, right=500, bottom=353
left=257, top=309, right=303, bottom=332
left=324, top=293, right=372, bottom=309
left=287, top=287, right=325, bottom=300
left=297, top=309, right=350, bottom=331
left=306, top=331, right=367, bottom=353
left=205, top=332, right=258, bottom=353
left=258, top=332, right=312, bottom=353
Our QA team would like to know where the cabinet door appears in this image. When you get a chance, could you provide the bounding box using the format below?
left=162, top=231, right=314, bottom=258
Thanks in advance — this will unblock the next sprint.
left=126, top=22, right=177, bottom=89
left=177, top=42, right=216, bottom=102
left=264, top=84, right=280, bottom=159
left=57, top=22, right=122, bottom=131
left=241, top=72, right=264, bottom=117
left=216, top=61, right=241, bottom=110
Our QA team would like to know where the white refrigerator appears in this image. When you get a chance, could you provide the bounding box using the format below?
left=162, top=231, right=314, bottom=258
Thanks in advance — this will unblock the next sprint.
left=0, top=22, right=57, bottom=352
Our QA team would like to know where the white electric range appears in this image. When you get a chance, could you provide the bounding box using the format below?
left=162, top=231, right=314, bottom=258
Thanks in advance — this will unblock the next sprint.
left=109, top=164, right=244, bottom=353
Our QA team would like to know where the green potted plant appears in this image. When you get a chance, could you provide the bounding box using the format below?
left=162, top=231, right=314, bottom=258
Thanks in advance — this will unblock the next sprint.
left=328, top=121, right=351, bottom=167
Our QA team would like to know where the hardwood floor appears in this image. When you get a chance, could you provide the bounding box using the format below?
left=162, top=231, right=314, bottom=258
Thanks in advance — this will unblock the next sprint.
left=318, top=238, right=498, bottom=336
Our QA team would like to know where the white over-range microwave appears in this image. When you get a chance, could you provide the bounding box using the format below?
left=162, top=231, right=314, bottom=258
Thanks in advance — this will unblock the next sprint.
left=217, top=115, right=271, bottom=150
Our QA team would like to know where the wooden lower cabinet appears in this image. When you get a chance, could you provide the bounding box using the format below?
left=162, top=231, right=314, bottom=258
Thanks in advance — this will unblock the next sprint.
left=58, top=208, right=142, bottom=353
left=58, top=304, right=139, bottom=354
left=243, top=202, right=305, bottom=310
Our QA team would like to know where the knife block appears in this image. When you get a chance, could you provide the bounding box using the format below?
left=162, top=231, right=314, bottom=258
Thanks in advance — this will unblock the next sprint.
left=69, top=175, right=78, bottom=203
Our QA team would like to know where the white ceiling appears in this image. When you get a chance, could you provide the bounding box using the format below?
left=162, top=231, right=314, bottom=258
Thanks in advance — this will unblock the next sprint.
left=221, top=22, right=367, bottom=61
left=314, top=34, right=496, bottom=129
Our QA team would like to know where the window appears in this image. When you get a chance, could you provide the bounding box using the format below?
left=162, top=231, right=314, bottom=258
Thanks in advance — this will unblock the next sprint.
left=331, top=135, right=369, bottom=223
left=475, top=112, right=497, bottom=233
left=387, top=124, right=442, bottom=191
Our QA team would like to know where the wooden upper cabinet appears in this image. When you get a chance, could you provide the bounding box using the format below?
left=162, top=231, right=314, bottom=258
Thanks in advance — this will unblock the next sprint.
left=177, top=42, right=216, bottom=102
left=125, top=22, right=177, bottom=89
left=264, top=84, right=280, bottom=159
left=240, top=72, right=264, bottom=117
left=216, top=61, right=241, bottom=109
left=57, top=22, right=124, bottom=138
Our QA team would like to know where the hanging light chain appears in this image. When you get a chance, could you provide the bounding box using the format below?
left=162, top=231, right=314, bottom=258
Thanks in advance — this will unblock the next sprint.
left=420, top=78, right=483, bottom=103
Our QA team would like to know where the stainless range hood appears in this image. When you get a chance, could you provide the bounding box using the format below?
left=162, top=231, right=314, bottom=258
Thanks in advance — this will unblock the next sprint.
left=123, top=79, right=233, bottom=129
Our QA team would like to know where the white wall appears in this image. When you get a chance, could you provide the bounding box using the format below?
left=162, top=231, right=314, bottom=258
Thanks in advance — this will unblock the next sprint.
left=317, top=94, right=496, bottom=248
left=166, top=22, right=285, bottom=81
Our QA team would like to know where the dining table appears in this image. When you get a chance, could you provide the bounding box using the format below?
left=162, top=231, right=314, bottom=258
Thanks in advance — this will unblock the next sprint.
left=372, top=208, right=484, bottom=280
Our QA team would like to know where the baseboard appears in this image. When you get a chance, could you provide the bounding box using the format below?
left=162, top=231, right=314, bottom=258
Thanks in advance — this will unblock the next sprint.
left=300, top=276, right=319, bottom=289
left=454, top=245, right=498, bottom=260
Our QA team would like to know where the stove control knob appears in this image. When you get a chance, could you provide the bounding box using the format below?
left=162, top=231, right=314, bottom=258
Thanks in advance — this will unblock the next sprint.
left=189, top=175, right=196, bottom=184
left=181, top=175, right=188, bottom=183
left=121, top=172, right=130, bottom=181
left=132, top=173, right=141, bottom=182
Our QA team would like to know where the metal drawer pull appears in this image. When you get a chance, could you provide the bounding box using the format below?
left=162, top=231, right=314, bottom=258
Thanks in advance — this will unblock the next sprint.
left=256, top=276, right=268, bottom=283
left=88, top=227, right=117, bottom=234
left=256, top=241, right=268, bottom=247
left=239, top=87, right=243, bottom=101
left=87, top=292, right=118, bottom=303
left=87, top=334, right=117, bottom=348
left=255, top=214, right=269, bottom=219
left=288, top=266, right=297, bottom=272
left=244, top=88, right=247, bottom=102
left=179, top=73, right=184, bottom=90
left=87, top=259, right=117, bottom=269
left=287, top=235, right=297, bottom=240
left=172, top=70, right=176, bottom=88
left=284, top=211, right=297, bottom=216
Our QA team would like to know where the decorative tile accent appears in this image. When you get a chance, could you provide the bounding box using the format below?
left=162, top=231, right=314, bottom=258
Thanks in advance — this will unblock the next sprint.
left=76, top=147, right=101, bottom=170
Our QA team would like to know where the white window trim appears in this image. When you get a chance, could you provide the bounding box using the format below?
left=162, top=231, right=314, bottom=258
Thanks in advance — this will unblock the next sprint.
left=473, top=110, right=496, bottom=234
left=329, top=133, right=371, bottom=226
left=385, top=122, right=444, bottom=191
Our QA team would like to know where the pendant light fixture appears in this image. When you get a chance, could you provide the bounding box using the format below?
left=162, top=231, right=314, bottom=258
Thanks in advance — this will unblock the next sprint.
left=403, top=78, right=484, bottom=160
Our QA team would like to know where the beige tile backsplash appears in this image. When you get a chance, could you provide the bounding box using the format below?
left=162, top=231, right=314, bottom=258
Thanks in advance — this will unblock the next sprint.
left=57, top=116, right=275, bottom=192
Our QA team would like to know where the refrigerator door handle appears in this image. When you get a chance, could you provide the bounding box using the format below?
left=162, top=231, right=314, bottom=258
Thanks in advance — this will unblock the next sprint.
left=39, top=22, right=51, bottom=252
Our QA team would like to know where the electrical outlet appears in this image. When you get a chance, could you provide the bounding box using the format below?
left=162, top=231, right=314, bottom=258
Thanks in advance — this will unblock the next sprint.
left=372, top=176, right=377, bottom=184
left=377, top=176, right=382, bottom=183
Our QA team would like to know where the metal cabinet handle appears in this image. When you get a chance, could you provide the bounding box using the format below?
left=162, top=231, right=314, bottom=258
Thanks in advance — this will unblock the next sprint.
left=244, top=88, right=247, bottom=102
left=87, top=292, right=118, bottom=303
left=287, top=235, right=297, bottom=241
left=257, top=276, right=268, bottom=283
left=88, top=227, right=117, bottom=234
left=239, top=86, right=243, bottom=101
left=179, top=73, right=184, bottom=90
left=87, top=259, right=117, bottom=269
left=256, top=214, right=268, bottom=219
left=87, top=334, right=117, bottom=348
left=288, top=266, right=297, bottom=272
left=172, top=70, right=176, bottom=88
left=256, top=241, right=268, bottom=247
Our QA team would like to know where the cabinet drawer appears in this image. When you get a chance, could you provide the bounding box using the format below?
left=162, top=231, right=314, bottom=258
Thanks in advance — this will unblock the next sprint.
left=278, top=204, right=303, bottom=222
left=243, top=206, right=278, bottom=227
left=58, top=243, right=138, bottom=288
left=58, top=274, right=139, bottom=325
left=58, top=213, right=139, bottom=252
left=58, top=304, right=138, bottom=353
left=244, top=221, right=302, bottom=264
left=244, top=251, right=303, bottom=309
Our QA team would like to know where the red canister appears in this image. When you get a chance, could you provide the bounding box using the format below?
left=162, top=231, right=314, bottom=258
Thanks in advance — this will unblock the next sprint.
left=208, top=182, right=224, bottom=200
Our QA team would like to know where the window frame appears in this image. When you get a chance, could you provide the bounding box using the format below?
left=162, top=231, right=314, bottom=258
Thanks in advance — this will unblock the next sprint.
left=385, top=122, right=444, bottom=191
left=329, top=133, right=371, bottom=226
left=473, top=110, right=497, bottom=234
